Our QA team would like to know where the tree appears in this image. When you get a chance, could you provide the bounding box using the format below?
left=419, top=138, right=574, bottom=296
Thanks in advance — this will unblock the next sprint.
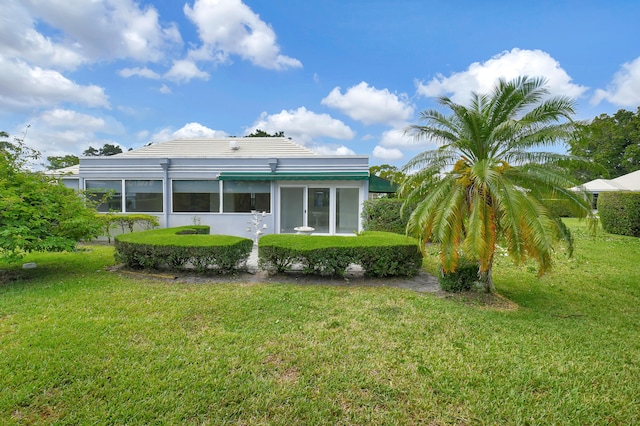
left=401, top=76, right=594, bottom=292
left=83, top=143, right=123, bottom=156
left=369, top=164, right=406, bottom=183
left=246, top=129, right=285, bottom=138
left=1, top=133, right=102, bottom=263
left=566, top=108, right=640, bottom=181
left=46, top=154, right=79, bottom=170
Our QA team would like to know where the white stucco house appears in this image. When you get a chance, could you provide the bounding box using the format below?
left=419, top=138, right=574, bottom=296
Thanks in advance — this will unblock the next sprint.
left=571, top=169, right=640, bottom=208
left=54, top=137, right=371, bottom=238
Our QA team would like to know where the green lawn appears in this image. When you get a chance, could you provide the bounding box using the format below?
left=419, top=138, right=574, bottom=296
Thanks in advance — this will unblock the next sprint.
left=1, top=220, right=639, bottom=425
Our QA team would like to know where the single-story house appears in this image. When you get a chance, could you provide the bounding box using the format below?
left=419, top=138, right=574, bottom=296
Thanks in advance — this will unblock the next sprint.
left=571, top=169, right=640, bottom=208
left=53, top=137, right=372, bottom=238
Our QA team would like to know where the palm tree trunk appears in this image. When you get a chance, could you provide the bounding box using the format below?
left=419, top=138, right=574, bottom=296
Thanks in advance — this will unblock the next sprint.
left=478, top=261, right=495, bottom=293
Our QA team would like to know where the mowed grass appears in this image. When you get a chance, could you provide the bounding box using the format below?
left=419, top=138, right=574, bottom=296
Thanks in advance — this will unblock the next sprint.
left=1, top=220, right=639, bottom=425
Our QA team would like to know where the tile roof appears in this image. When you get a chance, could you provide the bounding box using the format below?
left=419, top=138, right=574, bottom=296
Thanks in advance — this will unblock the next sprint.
left=113, top=137, right=318, bottom=158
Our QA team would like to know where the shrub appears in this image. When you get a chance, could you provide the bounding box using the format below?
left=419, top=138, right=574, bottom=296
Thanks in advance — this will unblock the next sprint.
left=438, top=259, right=478, bottom=292
left=598, top=192, right=640, bottom=237
left=259, top=231, right=422, bottom=277
left=100, top=213, right=160, bottom=243
left=361, top=198, right=413, bottom=234
left=544, top=198, right=575, bottom=218
left=114, top=226, right=253, bottom=273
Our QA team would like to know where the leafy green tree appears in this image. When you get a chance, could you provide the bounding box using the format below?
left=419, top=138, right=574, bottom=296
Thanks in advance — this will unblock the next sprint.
left=1, top=133, right=102, bottom=263
left=83, top=143, right=123, bottom=156
left=401, top=76, right=593, bottom=292
left=46, top=154, right=79, bottom=170
left=567, top=108, right=640, bottom=181
left=246, top=129, right=285, bottom=137
left=369, top=164, right=406, bottom=183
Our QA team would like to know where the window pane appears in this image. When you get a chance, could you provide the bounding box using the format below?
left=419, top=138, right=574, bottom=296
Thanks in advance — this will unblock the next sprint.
left=86, top=180, right=122, bottom=212
left=336, top=188, right=359, bottom=234
left=125, top=180, right=163, bottom=212
left=172, top=180, right=220, bottom=212
left=308, top=187, right=329, bottom=233
left=223, top=180, right=271, bottom=213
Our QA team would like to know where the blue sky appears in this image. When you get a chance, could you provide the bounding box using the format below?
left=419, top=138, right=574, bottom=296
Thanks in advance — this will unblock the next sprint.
left=1, top=0, right=640, bottom=167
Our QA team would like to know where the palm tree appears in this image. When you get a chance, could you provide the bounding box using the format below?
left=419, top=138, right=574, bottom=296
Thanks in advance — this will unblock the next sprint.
left=401, top=76, right=594, bottom=293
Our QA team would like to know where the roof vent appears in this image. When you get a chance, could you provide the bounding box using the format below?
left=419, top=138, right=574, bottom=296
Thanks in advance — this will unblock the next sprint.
left=229, top=140, right=239, bottom=151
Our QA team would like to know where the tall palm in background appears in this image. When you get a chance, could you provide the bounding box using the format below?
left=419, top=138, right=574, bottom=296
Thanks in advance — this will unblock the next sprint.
left=401, top=76, right=593, bottom=292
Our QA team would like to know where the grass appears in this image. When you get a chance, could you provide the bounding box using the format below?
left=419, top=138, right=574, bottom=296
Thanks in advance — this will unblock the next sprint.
left=1, top=219, right=639, bottom=424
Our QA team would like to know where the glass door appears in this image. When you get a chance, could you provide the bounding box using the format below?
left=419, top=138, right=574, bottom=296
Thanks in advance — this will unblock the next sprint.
left=280, top=187, right=305, bottom=233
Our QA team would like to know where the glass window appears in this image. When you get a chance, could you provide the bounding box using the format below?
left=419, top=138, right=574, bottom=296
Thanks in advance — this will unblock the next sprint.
left=223, top=180, right=271, bottom=213
left=308, top=187, right=330, bottom=233
left=85, top=180, right=122, bottom=212
left=172, top=180, right=220, bottom=213
left=336, top=188, right=359, bottom=234
left=125, top=180, right=163, bottom=212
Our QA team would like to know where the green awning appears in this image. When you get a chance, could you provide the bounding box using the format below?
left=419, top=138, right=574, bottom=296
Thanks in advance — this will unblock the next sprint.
left=219, top=172, right=369, bottom=181
left=368, top=175, right=398, bottom=193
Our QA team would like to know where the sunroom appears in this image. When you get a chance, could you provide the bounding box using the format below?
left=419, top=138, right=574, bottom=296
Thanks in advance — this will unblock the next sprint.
left=66, top=138, right=370, bottom=238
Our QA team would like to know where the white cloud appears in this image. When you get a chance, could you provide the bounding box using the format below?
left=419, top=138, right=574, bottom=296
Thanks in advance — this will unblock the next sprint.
left=39, top=109, right=106, bottom=131
left=0, top=57, right=109, bottom=110
left=164, top=59, right=210, bottom=83
left=159, top=84, right=172, bottom=94
left=312, top=145, right=357, bottom=156
left=373, top=146, right=403, bottom=161
left=0, top=1, right=85, bottom=70
left=378, top=127, right=434, bottom=150
left=322, top=82, right=414, bottom=125
left=592, top=56, right=640, bottom=107
left=16, top=0, right=182, bottom=65
left=13, top=109, right=124, bottom=157
left=416, top=48, right=587, bottom=104
left=247, top=107, right=355, bottom=145
left=150, top=122, right=228, bottom=143
left=119, top=67, right=162, bottom=79
left=184, top=0, right=302, bottom=70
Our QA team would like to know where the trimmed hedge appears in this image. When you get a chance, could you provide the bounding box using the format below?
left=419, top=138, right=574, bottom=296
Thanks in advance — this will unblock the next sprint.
left=598, top=192, right=640, bottom=237
left=100, top=213, right=160, bottom=243
left=361, top=198, right=412, bottom=234
left=114, top=226, right=253, bottom=273
left=258, top=231, right=422, bottom=277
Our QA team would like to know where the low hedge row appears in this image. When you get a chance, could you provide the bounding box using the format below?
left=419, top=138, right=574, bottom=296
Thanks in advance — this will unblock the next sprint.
left=598, top=192, right=640, bottom=237
left=258, top=231, right=423, bottom=277
left=114, top=226, right=253, bottom=273
left=100, top=213, right=160, bottom=243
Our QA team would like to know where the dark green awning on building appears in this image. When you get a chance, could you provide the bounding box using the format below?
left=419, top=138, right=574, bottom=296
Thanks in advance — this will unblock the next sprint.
left=219, top=172, right=369, bottom=181
left=368, top=175, right=398, bottom=193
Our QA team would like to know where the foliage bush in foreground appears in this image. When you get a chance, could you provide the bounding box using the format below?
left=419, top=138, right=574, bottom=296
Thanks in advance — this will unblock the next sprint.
left=438, top=258, right=478, bottom=292
left=100, top=213, right=160, bottom=243
left=598, top=191, right=640, bottom=237
left=258, top=231, right=422, bottom=277
left=114, top=226, right=253, bottom=273
left=361, top=198, right=412, bottom=234
left=1, top=133, right=101, bottom=263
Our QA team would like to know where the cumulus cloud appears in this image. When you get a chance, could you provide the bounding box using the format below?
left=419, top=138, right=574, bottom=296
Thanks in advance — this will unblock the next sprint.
left=0, top=58, right=109, bottom=110
left=13, top=109, right=124, bottom=157
left=119, top=67, right=162, bottom=79
left=184, top=0, right=301, bottom=70
left=247, top=107, right=355, bottom=145
left=416, top=48, right=587, bottom=104
left=14, top=0, right=182, bottom=65
left=592, top=56, right=640, bottom=107
left=322, top=82, right=414, bottom=125
left=164, top=59, right=210, bottom=83
left=150, top=122, right=228, bottom=144
left=312, top=145, right=357, bottom=156
left=372, top=146, right=403, bottom=161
